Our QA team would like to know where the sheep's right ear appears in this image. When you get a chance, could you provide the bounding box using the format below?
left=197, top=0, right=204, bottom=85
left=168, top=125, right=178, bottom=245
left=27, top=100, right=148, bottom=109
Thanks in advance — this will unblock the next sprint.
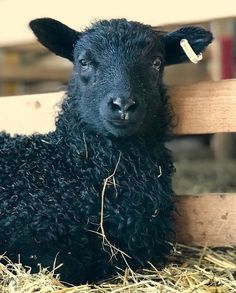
left=163, top=27, right=213, bottom=65
left=29, top=18, right=82, bottom=62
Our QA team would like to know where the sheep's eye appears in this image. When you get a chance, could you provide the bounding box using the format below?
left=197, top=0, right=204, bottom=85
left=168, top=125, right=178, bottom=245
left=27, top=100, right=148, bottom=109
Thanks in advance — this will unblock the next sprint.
left=152, top=58, right=162, bottom=70
left=79, top=59, right=89, bottom=69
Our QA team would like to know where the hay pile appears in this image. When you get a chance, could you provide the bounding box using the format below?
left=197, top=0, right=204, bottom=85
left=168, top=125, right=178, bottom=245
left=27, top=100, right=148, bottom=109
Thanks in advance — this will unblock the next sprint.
left=0, top=244, right=235, bottom=292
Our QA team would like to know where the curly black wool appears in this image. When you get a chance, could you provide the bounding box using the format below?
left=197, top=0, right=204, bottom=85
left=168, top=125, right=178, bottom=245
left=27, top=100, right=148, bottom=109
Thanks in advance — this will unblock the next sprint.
left=0, top=18, right=213, bottom=284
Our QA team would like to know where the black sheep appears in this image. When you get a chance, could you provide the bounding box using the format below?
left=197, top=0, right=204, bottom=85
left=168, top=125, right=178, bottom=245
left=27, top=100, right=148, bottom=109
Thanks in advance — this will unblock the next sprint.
left=0, top=18, right=213, bottom=284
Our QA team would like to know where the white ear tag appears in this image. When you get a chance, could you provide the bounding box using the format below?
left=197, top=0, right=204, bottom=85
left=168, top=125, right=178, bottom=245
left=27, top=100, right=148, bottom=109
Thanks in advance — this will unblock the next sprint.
left=180, top=39, right=203, bottom=64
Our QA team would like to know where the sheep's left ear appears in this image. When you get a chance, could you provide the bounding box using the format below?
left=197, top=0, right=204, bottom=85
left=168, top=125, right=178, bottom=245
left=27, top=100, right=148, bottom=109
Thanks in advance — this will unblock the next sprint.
left=29, top=18, right=81, bottom=62
left=163, top=27, right=213, bottom=65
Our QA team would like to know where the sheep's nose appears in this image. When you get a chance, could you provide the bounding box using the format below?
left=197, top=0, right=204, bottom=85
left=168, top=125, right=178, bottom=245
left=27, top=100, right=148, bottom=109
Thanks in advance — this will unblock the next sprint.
left=111, top=97, right=137, bottom=119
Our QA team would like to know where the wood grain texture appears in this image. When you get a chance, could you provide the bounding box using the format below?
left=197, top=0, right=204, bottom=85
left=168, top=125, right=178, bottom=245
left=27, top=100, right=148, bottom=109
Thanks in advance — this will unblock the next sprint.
left=175, top=193, right=236, bottom=246
left=0, top=79, right=236, bottom=136
left=0, top=92, right=64, bottom=136
left=171, top=79, right=236, bottom=134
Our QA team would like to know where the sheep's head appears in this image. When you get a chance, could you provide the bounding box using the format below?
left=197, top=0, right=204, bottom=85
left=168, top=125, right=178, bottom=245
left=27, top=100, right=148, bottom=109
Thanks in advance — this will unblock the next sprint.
left=30, top=18, right=212, bottom=138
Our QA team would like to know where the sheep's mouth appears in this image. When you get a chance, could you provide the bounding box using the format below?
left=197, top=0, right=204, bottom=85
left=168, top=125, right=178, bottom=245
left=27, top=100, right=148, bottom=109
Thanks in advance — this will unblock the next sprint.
left=107, top=119, right=133, bottom=127
left=103, top=118, right=142, bottom=136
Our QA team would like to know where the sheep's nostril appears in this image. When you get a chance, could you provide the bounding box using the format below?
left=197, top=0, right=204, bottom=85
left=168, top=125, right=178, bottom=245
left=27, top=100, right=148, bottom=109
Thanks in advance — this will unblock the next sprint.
left=112, top=97, right=136, bottom=112
left=111, top=101, right=122, bottom=112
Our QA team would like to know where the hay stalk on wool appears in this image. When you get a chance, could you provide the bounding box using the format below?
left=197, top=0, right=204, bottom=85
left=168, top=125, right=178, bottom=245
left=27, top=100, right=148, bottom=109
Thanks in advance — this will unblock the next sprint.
left=88, top=152, right=131, bottom=263
left=98, top=152, right=131, bottom=262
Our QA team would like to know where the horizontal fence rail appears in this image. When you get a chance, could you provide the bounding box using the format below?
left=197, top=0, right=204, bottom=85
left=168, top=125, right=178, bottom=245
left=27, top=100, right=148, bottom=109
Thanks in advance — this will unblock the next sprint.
left=176, top=193, right=236, bottom=246
left=171, top=79, right=236, bottom=135
left=0, top=79, right=236, bottom=136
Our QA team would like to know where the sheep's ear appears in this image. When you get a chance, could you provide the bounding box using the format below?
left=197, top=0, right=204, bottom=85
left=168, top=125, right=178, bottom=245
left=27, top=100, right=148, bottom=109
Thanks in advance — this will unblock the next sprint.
left=163, top=27, right=213, bottom=65
left=29, top=18, right=81, bottom=62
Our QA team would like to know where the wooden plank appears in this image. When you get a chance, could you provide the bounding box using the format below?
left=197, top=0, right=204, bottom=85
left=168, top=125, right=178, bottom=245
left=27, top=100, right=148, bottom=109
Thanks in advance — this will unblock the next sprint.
left=0, top=92, right=64, bottom=136
left=0, top=79, right=236, bottom=136
left=1, top=0, right=236, bottom=46
left=175, top=193, right=236, bottom=246
left=171, top=79, right=236, bottom=134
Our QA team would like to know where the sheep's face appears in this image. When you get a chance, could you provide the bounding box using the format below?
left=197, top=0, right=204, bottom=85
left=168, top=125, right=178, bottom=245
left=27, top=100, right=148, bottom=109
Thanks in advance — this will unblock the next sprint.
left=30, top=18, right=213, bottom=137
left=72, top=20, right=165, bottom=137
